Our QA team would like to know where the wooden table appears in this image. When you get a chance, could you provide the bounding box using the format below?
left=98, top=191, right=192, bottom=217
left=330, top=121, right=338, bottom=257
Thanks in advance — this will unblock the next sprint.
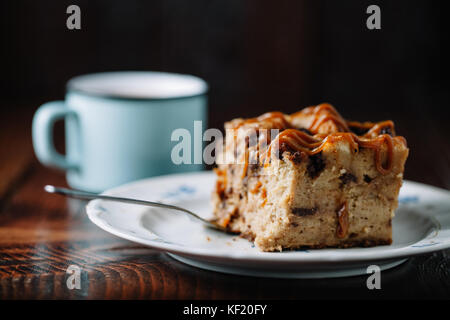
left=0, top=108, right=449, bottom=300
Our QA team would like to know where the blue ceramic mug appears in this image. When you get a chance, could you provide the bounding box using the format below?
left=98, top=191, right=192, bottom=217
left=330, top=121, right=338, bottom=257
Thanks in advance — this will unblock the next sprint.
left=32, top=71, right=208, bottom=192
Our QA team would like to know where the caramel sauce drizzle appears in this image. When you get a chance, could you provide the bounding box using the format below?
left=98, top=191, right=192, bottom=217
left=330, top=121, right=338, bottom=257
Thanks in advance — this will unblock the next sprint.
left=250, top=181, right=262, bottom=194
left=221, top=215, right=231, bottom=228
left=266, top=130, right=398, bottom=174
left=242, top=149, right=249, bottom=178
left=336, top=202, right=349, bottom=238
left=231, top=111, right=291, bottom=130
left=213, top=167, right=227, bottom=199
left=305, top=103, right=350, bottom=132
left=236, top=103, right=406, bottom=176
left=261, top=188, right=267, bottom=207
left=232, top=112, right=289, bottom=178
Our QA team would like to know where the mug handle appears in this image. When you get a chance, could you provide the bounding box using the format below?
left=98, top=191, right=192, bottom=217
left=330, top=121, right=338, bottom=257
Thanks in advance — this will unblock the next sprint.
left=32, top=101, right=78, bottom=170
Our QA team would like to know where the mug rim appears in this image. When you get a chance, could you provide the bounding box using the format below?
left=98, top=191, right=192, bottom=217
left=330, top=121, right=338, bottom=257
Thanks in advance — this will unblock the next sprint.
left=66, top=71, right=208, bottom=101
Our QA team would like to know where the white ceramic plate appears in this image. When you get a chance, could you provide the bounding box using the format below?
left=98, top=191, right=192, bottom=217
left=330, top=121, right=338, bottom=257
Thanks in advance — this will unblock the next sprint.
left=86, top=171, right=450, bottom=278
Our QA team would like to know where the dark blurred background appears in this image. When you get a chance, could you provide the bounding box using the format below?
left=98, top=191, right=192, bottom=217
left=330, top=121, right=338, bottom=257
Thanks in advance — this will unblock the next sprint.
left=1, top=0, right=449, bottom=188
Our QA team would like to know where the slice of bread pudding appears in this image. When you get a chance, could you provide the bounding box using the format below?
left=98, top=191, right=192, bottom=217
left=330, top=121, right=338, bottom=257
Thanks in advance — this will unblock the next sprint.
left=211, top=103, right=409, bottom=251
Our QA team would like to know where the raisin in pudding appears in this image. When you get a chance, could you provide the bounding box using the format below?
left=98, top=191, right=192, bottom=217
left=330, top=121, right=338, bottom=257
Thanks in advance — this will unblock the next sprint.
left=211, top=103, right=409, bottom=252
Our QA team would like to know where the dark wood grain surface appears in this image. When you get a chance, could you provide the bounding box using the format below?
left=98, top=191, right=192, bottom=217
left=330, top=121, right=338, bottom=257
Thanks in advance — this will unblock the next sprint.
left=0, top=109, right=449, bottom=300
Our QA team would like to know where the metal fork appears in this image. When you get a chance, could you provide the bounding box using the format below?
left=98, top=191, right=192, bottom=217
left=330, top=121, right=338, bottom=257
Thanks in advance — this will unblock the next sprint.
left=44, top=185, right=227, bottom=232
